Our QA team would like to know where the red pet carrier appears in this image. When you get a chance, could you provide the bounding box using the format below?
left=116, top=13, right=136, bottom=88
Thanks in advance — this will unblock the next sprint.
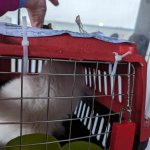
left=0, top=30, right=149, bottom=150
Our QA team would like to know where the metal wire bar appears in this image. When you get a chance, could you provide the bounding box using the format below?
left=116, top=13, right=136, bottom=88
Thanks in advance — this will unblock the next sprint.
left=1, top=131, right=111, bottom=149
left=45, top=59, right=52, bottom=150
left=0, top=55, right=137, bottom=65
left=0, top=71, right=135, bottom=78
left=0, top=111, right=120, bottom=124
left=0, top=93, right=135, bottom=101
left=127, top=63, right=134, bottom=122
left=19, top=59, right=24, bottom=150
left=103, top=78, right=115, bottom=149
left=68, top=61, right=77, bottom=150
left=88, top=62, right=99, bottom=150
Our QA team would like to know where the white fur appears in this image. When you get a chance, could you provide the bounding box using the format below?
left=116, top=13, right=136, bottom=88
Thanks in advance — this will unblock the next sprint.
left=0, top=61, right=91, bottom=145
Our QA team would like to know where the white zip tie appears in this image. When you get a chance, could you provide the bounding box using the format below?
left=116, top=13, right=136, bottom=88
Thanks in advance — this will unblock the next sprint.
left=111, top=51, right=131, bottom=76
left=111, top=51, right=131, bottom=100
left=22, top=16, right=29, bottom=73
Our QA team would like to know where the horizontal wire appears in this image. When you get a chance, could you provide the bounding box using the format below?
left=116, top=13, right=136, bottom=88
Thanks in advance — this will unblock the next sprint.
left=0, top=112, right=120, bottom=124
left=0, top=93, right=134, bottom=101
left=1, top=131, right=111, bottom=149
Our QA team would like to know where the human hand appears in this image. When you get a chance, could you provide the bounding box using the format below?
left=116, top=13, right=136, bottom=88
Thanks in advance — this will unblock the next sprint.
left=25, top=0, right=59, bottom=28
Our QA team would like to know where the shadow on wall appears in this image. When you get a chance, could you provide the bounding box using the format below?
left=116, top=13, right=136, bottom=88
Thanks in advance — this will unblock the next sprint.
left=128, top=33, right=149, bottom=57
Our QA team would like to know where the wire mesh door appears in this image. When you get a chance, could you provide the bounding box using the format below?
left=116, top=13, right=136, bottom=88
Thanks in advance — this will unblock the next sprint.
left=0, top=33, right=148, bottom=150
left=0, top=55, right=136, bottom=150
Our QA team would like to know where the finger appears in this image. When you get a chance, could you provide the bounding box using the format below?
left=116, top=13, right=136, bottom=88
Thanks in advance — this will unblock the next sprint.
left=26, top=0, right=47, bottom=28
left=27, top=0, right=46, bottom=27
left=49, top=0, right=59, bottom=6
left=27, top=7, right=46, bottom=28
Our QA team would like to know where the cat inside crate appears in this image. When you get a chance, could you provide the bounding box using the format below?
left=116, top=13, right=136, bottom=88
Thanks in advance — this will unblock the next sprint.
left=0, top=60, right=91, bottom=145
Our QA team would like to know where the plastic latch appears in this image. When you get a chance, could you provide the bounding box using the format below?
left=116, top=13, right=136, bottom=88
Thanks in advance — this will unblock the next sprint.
left=110, top=121, right=136, bottom=150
